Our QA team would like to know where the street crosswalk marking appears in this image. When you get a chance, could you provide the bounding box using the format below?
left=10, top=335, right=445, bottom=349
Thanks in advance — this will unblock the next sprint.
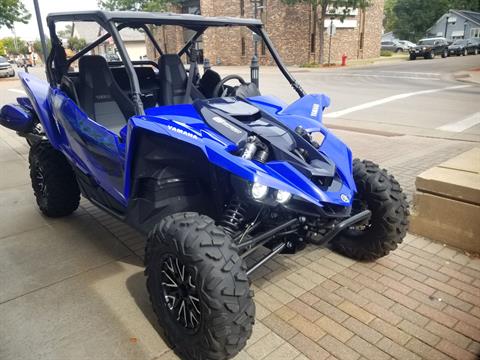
left=324, top=84, right=472, bottom=119
left=437, top=112, right=480, bottom=132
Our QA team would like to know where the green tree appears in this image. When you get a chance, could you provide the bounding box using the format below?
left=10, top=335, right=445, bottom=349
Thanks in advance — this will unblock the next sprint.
left=97, top=0, right=182, bottom=11
left=0, top=40, right=6, bottom=56
left=0, top=0, right=31, bottom=29
left=0, top=36, right=28, bottom=55
left=57, top=24, right=74, bottom=39
left=67, top=36, right=87, bottom=52
left=385, top=0, right=480, bottom=41
left=33, top=38, right=51, bottom=62
left=282, top=0, right=371, bottom=64
left=383, top=0, right=397, bottom=32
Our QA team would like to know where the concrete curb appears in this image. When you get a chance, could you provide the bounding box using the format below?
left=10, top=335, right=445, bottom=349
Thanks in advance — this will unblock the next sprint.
left=454, top=71, right=480, bottom=85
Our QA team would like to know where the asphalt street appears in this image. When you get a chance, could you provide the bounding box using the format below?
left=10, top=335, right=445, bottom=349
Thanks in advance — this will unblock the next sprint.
left=260, top=55, right=480, bottom=142
left=1, top=55, right=479, bottom=143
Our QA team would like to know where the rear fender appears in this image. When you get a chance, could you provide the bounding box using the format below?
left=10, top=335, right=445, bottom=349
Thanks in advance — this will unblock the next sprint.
left=18, top=72, right=62, bottom=148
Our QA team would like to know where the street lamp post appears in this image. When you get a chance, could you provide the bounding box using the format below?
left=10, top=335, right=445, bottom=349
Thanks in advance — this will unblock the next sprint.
left=250, top=0, right=263, bottom=87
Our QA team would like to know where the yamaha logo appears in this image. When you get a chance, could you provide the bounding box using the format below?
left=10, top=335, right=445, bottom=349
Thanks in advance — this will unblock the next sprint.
left=340, top=194, right=350, bottom=203
left=167, top=125, right=199, bottom=140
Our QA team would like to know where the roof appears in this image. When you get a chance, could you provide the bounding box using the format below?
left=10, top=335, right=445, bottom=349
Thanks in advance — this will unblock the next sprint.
left=453, top=10, right=480, bottom=26
left=47, top=10, right=263, bottom=29
left=428, top=9, right=480, bottom=32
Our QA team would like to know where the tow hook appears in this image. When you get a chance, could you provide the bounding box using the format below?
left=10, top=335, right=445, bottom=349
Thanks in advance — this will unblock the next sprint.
left=308, top=210, right=372, bottom=246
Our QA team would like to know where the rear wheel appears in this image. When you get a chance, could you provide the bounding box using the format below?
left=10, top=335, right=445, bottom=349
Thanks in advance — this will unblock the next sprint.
left=29, top=142, right=80, bottom=217
left=463, top=48, right=468, bottom=56
left=145, top=212, right=255, bottom=360
left=331, top=159, right=409, bottom=261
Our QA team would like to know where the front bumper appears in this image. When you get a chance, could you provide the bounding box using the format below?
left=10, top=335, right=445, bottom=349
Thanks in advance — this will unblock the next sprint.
left=410, top=49, right=431, bottom=57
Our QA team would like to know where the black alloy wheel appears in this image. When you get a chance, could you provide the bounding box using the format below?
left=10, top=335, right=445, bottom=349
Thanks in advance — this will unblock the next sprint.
left=159, top=255, right=201, bottom=331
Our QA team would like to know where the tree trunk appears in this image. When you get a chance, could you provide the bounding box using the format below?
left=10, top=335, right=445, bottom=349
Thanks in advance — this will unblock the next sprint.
left=318, top=3, right=328, bottom=64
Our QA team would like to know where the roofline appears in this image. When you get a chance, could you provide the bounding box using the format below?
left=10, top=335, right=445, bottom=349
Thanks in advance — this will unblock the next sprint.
left=46, top=10, right=263, bottom=28
left=428, top=9, right=480, bottom=31
left=450, top=9, right=480, bottom=26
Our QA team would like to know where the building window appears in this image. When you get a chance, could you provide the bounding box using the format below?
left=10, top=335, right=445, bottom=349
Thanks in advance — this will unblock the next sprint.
left=261, top=40, right=266, bottom=56
left=240, top=0, right=245, bottom=16
left=241, top=37, right=246, bottom=56
left=471, top=28, right=480, bottom=38
left=310, top=33, right=316, bottom=53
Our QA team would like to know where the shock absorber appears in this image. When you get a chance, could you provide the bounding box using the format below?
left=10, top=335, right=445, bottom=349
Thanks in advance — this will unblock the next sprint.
left=220, top=199, right=247, bottom=236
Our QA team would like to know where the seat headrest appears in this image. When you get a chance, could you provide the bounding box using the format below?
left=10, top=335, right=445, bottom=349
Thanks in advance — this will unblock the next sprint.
left=159, top=54, right=184, bottom=68
left=79, top=55, right=112, bottom=88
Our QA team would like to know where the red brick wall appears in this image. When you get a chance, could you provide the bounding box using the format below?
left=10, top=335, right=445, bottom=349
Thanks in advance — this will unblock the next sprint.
left=148, top=0, right=384, bottom=65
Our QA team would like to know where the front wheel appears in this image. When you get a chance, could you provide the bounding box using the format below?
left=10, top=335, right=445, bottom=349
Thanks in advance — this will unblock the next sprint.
left=442, top=49, right=448, bottom=58
left=29, top=142, right=80, bottom=217
left=145, top=212, right=255, bottom=360
left=409, top=53, right=417, bottom=60
left=331, top=159, right=409, bottom=261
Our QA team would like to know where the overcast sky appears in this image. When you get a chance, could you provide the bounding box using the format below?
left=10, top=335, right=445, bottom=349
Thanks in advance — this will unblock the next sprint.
left=0, top=0, right=100, bottom=41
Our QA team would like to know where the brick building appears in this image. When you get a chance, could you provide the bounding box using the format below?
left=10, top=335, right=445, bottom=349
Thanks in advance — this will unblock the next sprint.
left=148, top=0, right=384, bottom=65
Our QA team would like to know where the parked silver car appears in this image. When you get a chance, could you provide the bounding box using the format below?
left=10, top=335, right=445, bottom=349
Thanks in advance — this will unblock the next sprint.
left=0, top=56, right=15, bottom=78
left=381, top=40, right=409, bottom=52
left=398, top=40, right=416, bottom=49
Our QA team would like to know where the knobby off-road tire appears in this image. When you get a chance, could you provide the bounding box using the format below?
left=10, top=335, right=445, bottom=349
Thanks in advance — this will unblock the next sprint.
left=331, top=159, right=409, bottom=261
left=145, top=212, right=255, bottom=360
left=29, top=142, right=80, bottom=217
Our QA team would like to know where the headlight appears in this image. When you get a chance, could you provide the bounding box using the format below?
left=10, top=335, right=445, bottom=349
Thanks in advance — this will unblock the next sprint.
left=251, top=182, right=268, bottom=200
left=423, top=47, right=427, bottom=50
left=276, top=190, right=292, bottom=204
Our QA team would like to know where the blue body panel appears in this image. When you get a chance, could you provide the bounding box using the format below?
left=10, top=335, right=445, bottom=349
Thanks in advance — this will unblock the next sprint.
left=12, top=72, right=357, bottom=211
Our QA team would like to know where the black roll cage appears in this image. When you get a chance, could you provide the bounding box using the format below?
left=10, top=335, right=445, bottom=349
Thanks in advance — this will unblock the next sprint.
left=46, top=10, right=305, bottom=116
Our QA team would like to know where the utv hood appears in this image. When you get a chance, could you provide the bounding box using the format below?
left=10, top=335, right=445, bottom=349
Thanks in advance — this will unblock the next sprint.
left=195, top=97, right=355, bottom=211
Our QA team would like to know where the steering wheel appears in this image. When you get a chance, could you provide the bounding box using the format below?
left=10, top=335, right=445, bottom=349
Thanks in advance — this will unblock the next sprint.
left=213, top=75, right=247, bottom=98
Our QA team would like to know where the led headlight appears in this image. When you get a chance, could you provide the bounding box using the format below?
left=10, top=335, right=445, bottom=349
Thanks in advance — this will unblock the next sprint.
left=251, top=182, right=268, bottom=200
left=276, top=190, right=292, bottom=204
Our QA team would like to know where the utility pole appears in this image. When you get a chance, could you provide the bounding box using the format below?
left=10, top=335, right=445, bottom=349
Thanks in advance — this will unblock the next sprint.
left=444, top=15, right=450, bottom=38
left=12, top=26, right=18, bottom=53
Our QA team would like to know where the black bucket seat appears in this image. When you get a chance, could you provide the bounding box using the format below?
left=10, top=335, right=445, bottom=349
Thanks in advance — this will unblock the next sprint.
left=158, top=54, right=204, bottom=106
left=77, top=55, right=135, bottom=133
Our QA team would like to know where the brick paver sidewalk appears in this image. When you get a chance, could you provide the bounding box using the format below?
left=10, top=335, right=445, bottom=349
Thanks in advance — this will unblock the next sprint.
left=0, top=126, right=479, bottom=360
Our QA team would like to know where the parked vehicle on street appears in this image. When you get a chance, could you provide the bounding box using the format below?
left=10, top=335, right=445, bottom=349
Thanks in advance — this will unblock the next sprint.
left=381, top=39, right=409, bottom=52
left=0, top=56, right=15, bottom=78
left=398, top=40, right=416, bottom=49
left=448, top=39, right=479, bottom=56
left=409, top=37, right=449, bottom=60
left=0, top=10, right=409, bottom=360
